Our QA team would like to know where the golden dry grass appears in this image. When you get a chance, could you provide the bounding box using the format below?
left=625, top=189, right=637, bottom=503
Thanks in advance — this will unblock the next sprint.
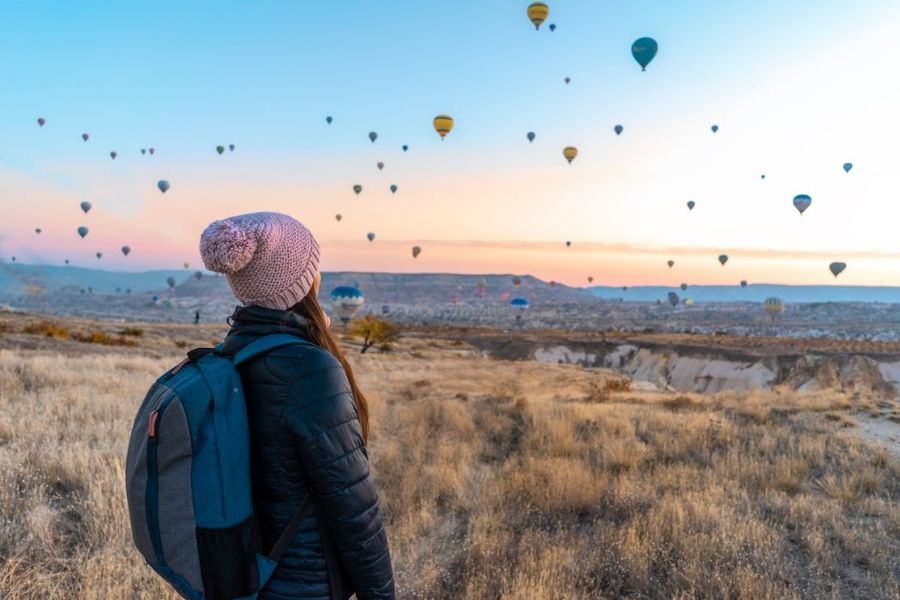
left=0, top=322, right=898, bottom=599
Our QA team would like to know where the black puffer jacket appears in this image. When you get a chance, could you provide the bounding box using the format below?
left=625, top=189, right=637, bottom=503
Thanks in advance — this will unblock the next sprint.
left=221, top=305, right=395, bottom=600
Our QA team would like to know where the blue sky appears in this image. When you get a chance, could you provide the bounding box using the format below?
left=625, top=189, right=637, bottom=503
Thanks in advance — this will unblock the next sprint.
left=2, top=1, right=899, bottom=286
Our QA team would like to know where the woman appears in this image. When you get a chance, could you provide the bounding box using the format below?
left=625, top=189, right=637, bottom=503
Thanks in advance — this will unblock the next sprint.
left=200, top=211, right=395, bottom=600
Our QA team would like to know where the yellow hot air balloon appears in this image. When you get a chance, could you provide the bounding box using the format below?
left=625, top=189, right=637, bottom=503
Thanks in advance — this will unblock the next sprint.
left=433, top=114, right=454, bottom=140
left=563, top=146, right=578, bottom=164
left=527, top=2, right=549, bottom=30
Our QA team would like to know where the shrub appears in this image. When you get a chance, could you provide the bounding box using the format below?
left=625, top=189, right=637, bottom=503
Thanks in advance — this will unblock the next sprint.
left=349, top=316, right=400, bottom=354
left=71, top=330, right=136, bottom=347
left=118, top=327, right=144, bottom=337
left=173, top=339, right=189, bottom=349
left=24, top=321, right=70, bottom=340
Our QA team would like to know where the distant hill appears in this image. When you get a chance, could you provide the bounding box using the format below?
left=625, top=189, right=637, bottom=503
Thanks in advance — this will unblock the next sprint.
left=589, top=284, right=900, bottom=304
left=0, top=263, right=196, bottom=296
left=0, top=263, right=593, bottom=305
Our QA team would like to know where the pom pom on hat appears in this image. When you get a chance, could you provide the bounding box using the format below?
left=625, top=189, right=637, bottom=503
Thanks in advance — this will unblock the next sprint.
left=200, top=218, right=257, bottom=274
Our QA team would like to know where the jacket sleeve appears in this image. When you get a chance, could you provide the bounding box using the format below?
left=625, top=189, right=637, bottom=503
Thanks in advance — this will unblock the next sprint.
left=283, top=347, right=396, bottom=600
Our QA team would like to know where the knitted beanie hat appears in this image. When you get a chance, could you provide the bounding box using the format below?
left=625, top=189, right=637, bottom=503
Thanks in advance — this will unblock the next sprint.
left=199, top=211, right=320, bottom=310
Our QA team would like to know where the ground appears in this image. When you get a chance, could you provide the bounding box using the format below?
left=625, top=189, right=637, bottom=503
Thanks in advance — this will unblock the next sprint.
left=0, top=312, right=898, bottom=599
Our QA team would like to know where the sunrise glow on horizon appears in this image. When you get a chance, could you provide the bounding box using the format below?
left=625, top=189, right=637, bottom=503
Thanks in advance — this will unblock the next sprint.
left=3, top=1, right=900, bottom=288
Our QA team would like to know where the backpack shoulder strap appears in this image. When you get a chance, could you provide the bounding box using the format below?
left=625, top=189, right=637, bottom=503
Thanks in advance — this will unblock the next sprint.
left=231, top=334, right=312, bottom=367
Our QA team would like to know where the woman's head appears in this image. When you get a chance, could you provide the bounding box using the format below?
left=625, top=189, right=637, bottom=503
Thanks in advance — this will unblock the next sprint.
left=199, top=213, right=369, bottom=441
left=199, top=211, right=320, bottom=310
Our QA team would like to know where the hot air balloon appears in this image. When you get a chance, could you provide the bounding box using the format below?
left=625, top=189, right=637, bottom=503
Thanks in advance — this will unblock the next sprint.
left=667, top=260, right=674, bottom=268
left=402, top=145, right=408, bottom=152
left=96, top=252, right=103, bottom=260
left=622, top=286, right=628, bottom=292
left=527, top=2, right=549, bottom=30
left=563, top=146, right=578, bottom=163
left=166, top=276, right=177, bottom=290
left=367, top=232, right=375, bottom=242
left=229, top=144, right=235, bottom=152
left=549, top=23, right=556, bottom=32
left=194, top=271, right=203, bottom=280
left=829, top=262, right=846, bottom=278
left=740, top=280, right=748, bottom=288
left=667, top=292, right=679, bottom=307
left=687, top=201, right=695, bottom=210
left=792, top=194, right=812, bottom=215
left=711, top=125, right=719, bottom=133
left=82, top=133, right=89, bottom=142
left=141, top=148, right=147, bottom=155
left=37, top=117, right=45, bottom=127
left=680, top=283, right=688, bottom=291
left=684, top=298, right=695, bottom=307
left=149, top=148, right=155, bottom=155
left=10, top=257, right=15, bottom=262
left=110, top=151, right=117, bottom=159
left=216, top=145, right=225, bottom=155
left=412, top=245, right=421, bottom=259
left=433, top=115, right=454, bottom=139
left=718, top=254, right=729, bottom=266
left=353, top=184, right=362, bottom=195
left=335, top=214, right=342, bottom=222
left=65, top=259, right=69, bottom=265
left=80, top=201, right=92, bottom=214
left=527, top=131, right=536, bottom=143
left=564, top=76, right=570, bottom=84
left=121, top=246, right=130, bottom=256
left=631, top=37, right=658, bottom=71
left=157, top=180, right=170, bottom=193
left=382, top=304, right=390, bottom=316
left=368, top=131, right=378, bottom=143
left=614, top=124, right=623, bottom=136
left=326, top=116, right=333, bottom=124
left=549, top=280, right=557, bottom=287
left=330, top=286, right=365, bottom=324
left=377, top=161, right=384, bottom=170
left=842, top=162, right=853, bottom=173
left=763, top=297, right=784, bottom=321
left=390, top=184, right=398, bottom=194
left=566, top=241, right=571, bottom=247
left=77, top=226, right=89, bottom=239
left=183, top=262, right=190, bottom=269
left=761, top=174, right=766, bottom=179
left=510, top=297, right=530, bottom=322
left=512, top=276, right=522, bottom=288
left=152, top=295, right=160, bottom=303
left=587, top=276, right=594, bottom=284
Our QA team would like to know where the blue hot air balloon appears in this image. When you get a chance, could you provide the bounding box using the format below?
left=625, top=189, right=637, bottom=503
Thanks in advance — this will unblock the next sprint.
left=330, top=286, right=365, bottom=324
left=402, top=145, right=408, bottom=152
left=687, top=201, right=695, bottom=211
left=510, top=297, right=530, bottom=322
left=157, top=180, right=170, bottom=193
left=368, top=131, right=378, bottom=143
left=614, top=124, right=623, bottom=136
left=549, top=23, right=556, bottom=32
left=793, top=194, right=812, bottom=215
left=843, top=162, right=853, bottom=173
left=527, top=131, right=536, bottom=143
left=77, top=226, right=89, bottom=239
left=631, top=37, right=658, bottom=71
left=326, top=115, right=333, bottom=124
left=390, top=184, right=398, bottom=194
left=711, top=124, right=719, bottom=133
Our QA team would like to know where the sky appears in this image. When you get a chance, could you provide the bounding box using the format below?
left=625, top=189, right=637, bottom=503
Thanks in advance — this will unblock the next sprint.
left=2, top=0, right=900, bottom=287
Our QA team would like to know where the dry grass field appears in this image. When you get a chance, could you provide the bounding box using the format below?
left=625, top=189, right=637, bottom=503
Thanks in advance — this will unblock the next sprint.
left=0, top=313, right=898, bottom=599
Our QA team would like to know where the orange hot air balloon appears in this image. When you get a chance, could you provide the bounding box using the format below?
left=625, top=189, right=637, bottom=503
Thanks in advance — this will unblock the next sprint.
left=433, top=114, right=454, bottom=139
left=527, top=2, right=549, bottom=30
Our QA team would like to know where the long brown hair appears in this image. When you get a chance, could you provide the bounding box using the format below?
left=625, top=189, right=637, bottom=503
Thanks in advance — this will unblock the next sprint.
left=291, top=278, right=370, bottom=442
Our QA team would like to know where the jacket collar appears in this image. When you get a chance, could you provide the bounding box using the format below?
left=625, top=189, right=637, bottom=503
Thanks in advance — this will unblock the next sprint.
left=221, top=305, right=311, bottom=355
